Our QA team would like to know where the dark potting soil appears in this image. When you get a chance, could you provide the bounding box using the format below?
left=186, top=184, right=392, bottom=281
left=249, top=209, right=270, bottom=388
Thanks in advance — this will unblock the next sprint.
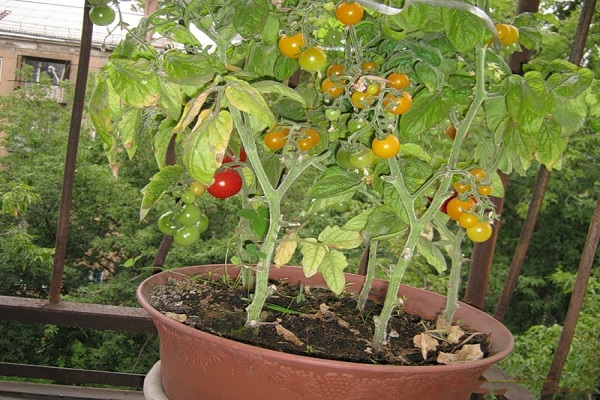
left=149, top=274, right=490, bottom=366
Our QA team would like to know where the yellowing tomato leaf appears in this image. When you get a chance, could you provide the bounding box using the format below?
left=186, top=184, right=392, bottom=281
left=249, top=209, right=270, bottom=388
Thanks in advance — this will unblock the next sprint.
left=318, top=250, right=347, bottom=295
left=224, top=76, right=275, bottom=128
left=182, top=110, right=233, bottom=186
left=163, top=52, right=226, bottom=86
left=252, top=81, right=306, bottom=106
left=300, top=238, right=327, bottom=278
left=342, top=208, right=374, bottom=232
left=140, top=165, right=184, bottom=221
left=89, top=74, right=115, bottom=148
left=154, top=118, right=177, bottom=169
left=318, top=226, right=362, bottom=250
left=107, top=59, right=160, bottom=108
left=173, top=91, right=210, bottom=134
left=274, top=235, right=298, bottom=268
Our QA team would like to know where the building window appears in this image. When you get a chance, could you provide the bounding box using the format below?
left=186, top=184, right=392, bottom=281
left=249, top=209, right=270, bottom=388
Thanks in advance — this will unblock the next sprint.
left=20, top=56, right=70, bottom=86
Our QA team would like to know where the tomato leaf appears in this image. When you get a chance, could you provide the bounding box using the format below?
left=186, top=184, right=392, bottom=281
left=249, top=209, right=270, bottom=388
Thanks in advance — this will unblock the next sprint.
left=300, top=238, right=327, bottom=278
left=140, top=165, right=184, bottom=221
left=274, top=234, right=298, bottom=267
left=173, top=91, right=210, bottom=134
left=308, top=191, right=355, bottom=214
left=442, top=8, right=487, bottom=53
left=252, top=81, right=306, bottom=106
left=224, top=76, right=276, bottom=128
left=159, top=80, right=184, bottom=121
left=182, top=110, right=233, bottom=186
left=416, top=237, right=447, bottom=274
left=163, top=52, right=226, bottom=86
left=534, top=120, right=567, bottom=171
left=365, top=205, right=406, bottom=240
left=318, top=250, right=347, bottom=295
left=154, top=118, right=177, bottom=169
left=306, top=166, right=363, bottom=198
left=118, top=107, right=142, bottom=159
left=399, top=91, right=450, bottom=138
left=399, top=143, right=431, bottom=163
left=89, top=74, right=115, bottom=148
left=414, top=61, right=444, bottom=92
left=246, top=42, right=277, bottom=78
left=107, top=59, right=160, bottom=108
left=342, top=208, right=374, bottom=232
left=233, top=0, right=269, bottom=38
left=318, top=226, right=362, bottom=250
left=553, top=94, right=587, bottom=136
left=506, top=72, right=547, bottom=135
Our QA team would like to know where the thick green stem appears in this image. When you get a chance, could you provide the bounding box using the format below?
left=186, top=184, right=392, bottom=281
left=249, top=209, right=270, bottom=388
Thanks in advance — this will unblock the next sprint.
left=371, top=46, right=488, bottom=349
left=442, top=229, right=465, bottom=323
left=357, top=240, right=378, bottom=311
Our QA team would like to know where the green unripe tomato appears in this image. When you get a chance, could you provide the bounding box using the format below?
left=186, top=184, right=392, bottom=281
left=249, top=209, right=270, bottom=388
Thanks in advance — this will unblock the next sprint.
left=173, top=226, right=201, bottom=247
left=336, top=147, right=355, bottom=170
left=348, top=146, right=377, bottom=168
left=181, top=191, right=196, bottom=204
left=195, top=213, right=210, bottom=234
left=325, top=109, right=341, bottom=121
left=347, top=117, right=369, bottom=133
left=157, top=211, right=178, bottom=236
left=89, top=5, right=116, bottom=26
left=176, top=203, right=202, bottom=226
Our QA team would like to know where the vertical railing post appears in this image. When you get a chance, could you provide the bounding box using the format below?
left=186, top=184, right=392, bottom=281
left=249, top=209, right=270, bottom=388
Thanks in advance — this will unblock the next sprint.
left=48, top=1, right=94, bottom=302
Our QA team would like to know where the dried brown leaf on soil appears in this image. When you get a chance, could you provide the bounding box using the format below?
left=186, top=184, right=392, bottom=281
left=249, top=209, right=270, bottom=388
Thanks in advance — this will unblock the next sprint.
left=437, top=344, right=483, bottom=365
left=275, top=323, right=304, bottom=346
left=413, top=332, right=439, bottom=360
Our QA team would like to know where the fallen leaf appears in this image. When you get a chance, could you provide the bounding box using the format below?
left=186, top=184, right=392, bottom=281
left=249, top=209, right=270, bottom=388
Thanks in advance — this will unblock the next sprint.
left=165, top=312, right=187, bottom=323
left=437, top=344, right=483, bottom=365
left=413, top=332, right=439, bottom=360
left=447, top=325, right=465, bottom=344
left=275, top=323, right=304, bottom=346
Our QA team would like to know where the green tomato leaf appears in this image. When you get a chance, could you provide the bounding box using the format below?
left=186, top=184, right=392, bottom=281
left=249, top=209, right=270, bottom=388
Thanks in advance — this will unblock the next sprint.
left=238, top=209, right=259, bottom=220
left=546, top=68, right=594, bottom=111
left=553, top=94, right=587, bottom=136
left=535, top=120, right=567, bottom=171
left=399, top=91, right=450, bottom=138
left=306, top=166, right=363, bottom=198
left=252, top=81, right=306, bottom=106
left=224, top=76, right=275, bottom=128
left=140, top=165, right=184, bottom=221
left=233, top=0, right=269, bottom=38
left=365, top=204, right=406, bottom=241
left=399, top=143, right=431, bottom=163
left=273, top=54, right=300, bottom=81
left=156, top=21, right=202, bottom=46
left=414, top=61, right=444, bottom=92
left=318, top=250, right=347, bottom=295
left=301, top=238, right=327, bottom=278
left=416, top=237, right=447, bottom=274
left=308, top=191, right=355, bottom=214
left=506, top=72, right=547, bottom=135
left=342, top=208, right=374, bottom=232
left=251, top=217, right=268, bottom=237
left=246, top=42, right=277, bottom=78
left=442, top=8, right=487, bottom=53
left=163, top=52, right=226, bottom=86
left=182, top=110, right=233, bottom=186
left=260, top=14, right=280, bottom=44
left=107, top=59, right=160, bottom=108
left=485, top=95, right=507, bottom=136
left=318, top=226, right=362, bottom=250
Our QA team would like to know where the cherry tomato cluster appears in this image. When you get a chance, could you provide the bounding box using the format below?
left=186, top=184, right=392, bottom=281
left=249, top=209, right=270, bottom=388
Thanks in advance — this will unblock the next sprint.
left=263, top=125, right=321, bottom=152
left=495, top=23, right=519, bottom=46
left=322, top=63, right=413, bottom=116
left=278, top=32, right=327, bottom=72
left=442, top=168, right=495, bottom=243
left=89, top=0, right=116, bottom=26
left=158, top=183, right=210, bottom=247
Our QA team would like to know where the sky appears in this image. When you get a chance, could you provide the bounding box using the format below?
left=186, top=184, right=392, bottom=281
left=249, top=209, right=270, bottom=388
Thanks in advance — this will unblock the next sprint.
left=0, top=0, right=143, bottom=47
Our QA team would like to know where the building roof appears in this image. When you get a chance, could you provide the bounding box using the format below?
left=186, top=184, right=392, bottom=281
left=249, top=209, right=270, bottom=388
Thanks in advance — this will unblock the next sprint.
left=0, top=0, right=143, bottom=48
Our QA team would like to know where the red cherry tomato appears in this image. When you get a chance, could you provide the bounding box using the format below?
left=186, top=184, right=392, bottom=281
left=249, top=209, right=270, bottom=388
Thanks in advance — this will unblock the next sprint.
left=207, top=169, right=243, bottom=199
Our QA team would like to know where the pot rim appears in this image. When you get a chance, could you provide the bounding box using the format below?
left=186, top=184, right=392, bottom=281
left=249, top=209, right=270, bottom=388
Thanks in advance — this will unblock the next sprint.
left=137, top=264, right=514, bottom=373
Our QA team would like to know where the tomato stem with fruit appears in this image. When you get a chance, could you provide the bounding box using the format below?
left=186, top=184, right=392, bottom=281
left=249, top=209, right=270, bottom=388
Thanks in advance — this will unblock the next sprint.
left=371, top=46, right=489, bottom=347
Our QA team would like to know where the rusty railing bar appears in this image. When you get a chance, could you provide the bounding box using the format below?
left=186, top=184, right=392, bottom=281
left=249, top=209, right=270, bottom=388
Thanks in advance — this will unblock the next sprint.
left=494, top=0, right=595, bottom=323
left=539, top=2, right=598, bottom=396
left=48, top=0, right=94, bottom=303
left=0, top=295, right=156, bottom=333
left=540, top=193, right=600, bottom=397
left=0, top=362, right=145, bottom=388
left=464, top=0, right=541, bottom=310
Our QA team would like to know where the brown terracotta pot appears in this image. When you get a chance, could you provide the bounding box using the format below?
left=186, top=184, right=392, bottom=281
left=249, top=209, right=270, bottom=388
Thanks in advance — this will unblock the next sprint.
left=137, top=265, right=513, bottom=400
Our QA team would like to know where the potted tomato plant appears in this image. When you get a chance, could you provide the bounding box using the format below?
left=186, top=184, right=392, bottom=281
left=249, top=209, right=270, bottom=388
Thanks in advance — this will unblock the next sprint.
left=89, top=0, right=595, bottom=399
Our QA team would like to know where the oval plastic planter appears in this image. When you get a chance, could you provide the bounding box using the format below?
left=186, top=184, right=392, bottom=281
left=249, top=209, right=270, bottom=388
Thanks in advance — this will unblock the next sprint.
left=137, top=265, right=513, bottom=400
